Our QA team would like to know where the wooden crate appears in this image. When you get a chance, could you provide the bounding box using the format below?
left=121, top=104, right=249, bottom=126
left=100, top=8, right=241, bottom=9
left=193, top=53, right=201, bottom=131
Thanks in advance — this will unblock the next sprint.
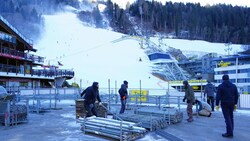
left=75, top=99, right=85, bottom=118
left=75, top=99, right=107, bottom=118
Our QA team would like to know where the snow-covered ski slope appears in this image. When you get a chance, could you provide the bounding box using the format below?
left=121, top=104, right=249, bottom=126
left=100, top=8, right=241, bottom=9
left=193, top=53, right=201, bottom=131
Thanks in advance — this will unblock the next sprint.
left=35, top=12, right=167, bottom=90
left=35, top=9, right=242, bottom=91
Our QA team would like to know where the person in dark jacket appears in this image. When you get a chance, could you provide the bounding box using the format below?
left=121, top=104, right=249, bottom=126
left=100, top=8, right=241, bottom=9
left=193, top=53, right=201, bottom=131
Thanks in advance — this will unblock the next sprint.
left=216, top=74, right=239, bottom=138
left=81, top=82, right=102, bottom=117
left=182, top=80, right=195, bottom=122
left=204, top=81, right=216, bottom=111
left=118, top=80, right=128, bottom=114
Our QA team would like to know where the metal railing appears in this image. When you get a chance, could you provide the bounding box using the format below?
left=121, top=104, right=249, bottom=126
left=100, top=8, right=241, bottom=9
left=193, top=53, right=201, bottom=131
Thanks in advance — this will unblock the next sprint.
left=0, top=63, right=16, bottom=73
left=32, top=69, right=74, bottom=78
left=26, top=53, right=45, bottom=64
left=0, top=46, right=45, bottom=64
left=5, top=86, right=249, bottom=116
left=0, top=46, right=25, bottom=58
left=17, top=88, right=79, bottom=113
left=0, top=63, right=74, bottom=78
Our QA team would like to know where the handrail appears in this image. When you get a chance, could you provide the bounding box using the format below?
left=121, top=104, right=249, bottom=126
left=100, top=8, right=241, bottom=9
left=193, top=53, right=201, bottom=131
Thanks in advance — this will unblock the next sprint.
left=0, top=46, right=25, bottom=58
left=32, top=69, right=74, bottom=78
left=0, top=63, right=74, bottom=78
left=26, top=53, right=45, bottom=64
left=0, top=46, right=44, bottom=63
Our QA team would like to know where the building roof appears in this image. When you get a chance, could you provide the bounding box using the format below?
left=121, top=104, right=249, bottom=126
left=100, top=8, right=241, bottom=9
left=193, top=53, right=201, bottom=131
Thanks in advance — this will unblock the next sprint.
left=213, top=54, right=250, bottom=61
left=148, top=52, right=172, bottom=60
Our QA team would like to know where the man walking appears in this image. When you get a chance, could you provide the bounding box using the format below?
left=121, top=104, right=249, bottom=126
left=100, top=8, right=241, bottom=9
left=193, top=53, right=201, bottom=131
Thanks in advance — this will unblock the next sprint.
left=81, top=82, right=102, bottom=117
left=182, top=80, right=195, bottom=122
left=216, top=74, right=239, bottom=138
left=204, top=81, right=216, bottom=111
left=119, top=80, right=128, bottom=114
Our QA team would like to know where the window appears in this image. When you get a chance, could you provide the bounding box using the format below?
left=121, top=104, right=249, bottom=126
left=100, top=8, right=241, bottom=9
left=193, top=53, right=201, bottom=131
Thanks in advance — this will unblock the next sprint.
left=20, top=82, right=28, bottom=87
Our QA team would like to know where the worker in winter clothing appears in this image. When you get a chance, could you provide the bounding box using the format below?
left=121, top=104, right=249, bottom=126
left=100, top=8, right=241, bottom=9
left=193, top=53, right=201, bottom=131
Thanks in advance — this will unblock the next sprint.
left=81, top=82, right=102, bottom=117
left=204, top=81, right=216, bottom=111
left=216, top=74, right=239, bottom=138
left=182, top=80, right=195, bottom=122
left=119, top=80, right=128, bottom=114
left=195, top=100, right=212, bottom=117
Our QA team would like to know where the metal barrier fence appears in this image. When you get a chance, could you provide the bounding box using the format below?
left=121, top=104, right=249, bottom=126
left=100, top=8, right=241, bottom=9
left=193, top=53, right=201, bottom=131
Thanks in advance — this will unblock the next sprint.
left=98, top=87, right=249, bottom=109
left=18, top=88, right=80, bottom=113
left=15, top=88, right=187, bottom=114
left=15, top=87, right=250, bottom=114
left=239, top=94, right=250, bottom=108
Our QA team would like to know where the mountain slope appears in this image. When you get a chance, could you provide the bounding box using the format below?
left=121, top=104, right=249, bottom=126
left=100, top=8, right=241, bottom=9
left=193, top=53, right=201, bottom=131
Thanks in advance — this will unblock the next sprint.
left=35, top=11, right=168, bottom=90
left=35, top=8, right=244, bottom=92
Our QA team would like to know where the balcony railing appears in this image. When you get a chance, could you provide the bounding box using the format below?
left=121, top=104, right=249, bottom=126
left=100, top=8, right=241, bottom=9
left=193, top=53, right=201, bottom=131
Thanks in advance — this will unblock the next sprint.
left=0, top=64, right=15, bottom=73
left=0, top=63, right=74, bottom=78
left=0, top=46, right=44, bottom=64
left=32, top=69, right=74, bottom=78
left=26, top=53, right=45, bottom=64
left=0, top=15, right=33, bottom=45
left=1, top=46, right=25, bottom=58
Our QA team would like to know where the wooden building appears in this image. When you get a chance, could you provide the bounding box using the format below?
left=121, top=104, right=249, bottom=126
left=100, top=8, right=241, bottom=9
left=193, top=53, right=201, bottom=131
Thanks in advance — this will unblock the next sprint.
left=0, top=15, right=74, bottom=91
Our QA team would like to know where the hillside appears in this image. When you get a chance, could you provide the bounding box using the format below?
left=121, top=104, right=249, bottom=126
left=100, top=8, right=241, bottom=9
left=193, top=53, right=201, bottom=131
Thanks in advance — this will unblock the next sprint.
left=34, top=7, right=243, bottom=91
left=1, top=0, right=250, bottom=44
left=35, top=11, right=169, bottom=91
left=0, top=1, right=247, bottom=90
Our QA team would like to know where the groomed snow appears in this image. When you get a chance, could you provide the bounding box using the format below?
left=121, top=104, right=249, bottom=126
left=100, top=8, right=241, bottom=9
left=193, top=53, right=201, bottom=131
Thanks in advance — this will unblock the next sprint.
left=35, top=7, right=243, bottom=91
left=35, top=11, right=168, bottom=90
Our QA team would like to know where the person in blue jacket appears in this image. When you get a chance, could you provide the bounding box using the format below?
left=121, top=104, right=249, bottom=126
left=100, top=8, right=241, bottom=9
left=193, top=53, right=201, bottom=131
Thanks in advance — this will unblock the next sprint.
left=81, top=82, right=102, bottom=117
left=204, top=81, right=216, bottom=111
left=216, top=74, right=239, bottom=138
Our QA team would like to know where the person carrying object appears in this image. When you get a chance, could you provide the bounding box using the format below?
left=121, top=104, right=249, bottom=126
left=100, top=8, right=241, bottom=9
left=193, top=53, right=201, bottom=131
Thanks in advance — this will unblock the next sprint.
left=195, top=99, right=212, bottom=117
left=81, top=82, right=102, bottom=117
left=119, top=80, right=128, bottom=114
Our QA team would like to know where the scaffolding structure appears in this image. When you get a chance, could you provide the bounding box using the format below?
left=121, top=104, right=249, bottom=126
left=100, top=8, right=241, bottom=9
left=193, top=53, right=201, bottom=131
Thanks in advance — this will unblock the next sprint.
left=112, top=35, right=190, bottom=81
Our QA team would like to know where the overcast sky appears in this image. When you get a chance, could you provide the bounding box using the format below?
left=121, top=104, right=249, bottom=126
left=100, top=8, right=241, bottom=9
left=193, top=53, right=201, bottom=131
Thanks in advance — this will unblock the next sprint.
left=110, top=0, right=250, bottom=9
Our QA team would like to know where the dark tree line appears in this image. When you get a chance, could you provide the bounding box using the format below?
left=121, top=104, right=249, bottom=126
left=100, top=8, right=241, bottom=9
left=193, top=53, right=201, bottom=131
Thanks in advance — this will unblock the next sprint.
left=104, top=0, right=135, bottom=34
left=0, top=0, right=43, bottom=41
left=1, top=0, right=249, bottom=45
left=0, top=0, right=79, bottom=41
left=0, top=0, right=41, bottom=23
left=128, top=0, right=250, bottom=44
left=78, top=6, right=104, bottom=28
